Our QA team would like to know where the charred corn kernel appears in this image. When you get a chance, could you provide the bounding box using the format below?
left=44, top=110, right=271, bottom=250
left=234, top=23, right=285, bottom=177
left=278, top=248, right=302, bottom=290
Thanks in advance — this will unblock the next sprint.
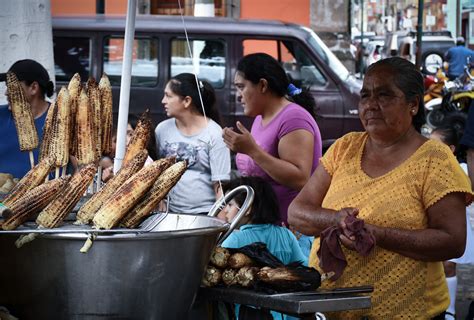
left=99, top=74, right=113, bottom=156
left=2, top=176, right=70, bottom=230
left=67, top=73, right=81, bottom=156
left=2, top=157, right=53, bottom=207
left=87, top=77, right=102, bottom=162
left=93, top=159, right=171, bottom=229
left=39, top=100, right=57, bottom=161
left=122, top=109, right=152, bottom=166
left=36, top=164, right=96, bottom=228
left=6, top=72, right=38, bottom=151
left=76, top=88, right=95, bottom=165
left=122, top=159, right=185, bottom=228
left=76, top=150, right=148, bottom=224
left=50, top=87, right=71, bottom=167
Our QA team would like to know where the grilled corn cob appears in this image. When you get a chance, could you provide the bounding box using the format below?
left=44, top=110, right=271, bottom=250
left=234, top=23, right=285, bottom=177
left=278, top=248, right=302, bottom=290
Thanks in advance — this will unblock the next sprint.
left=50, top=87, right=71, bottom=167
left=2, top=157, right=52, bottom=207
left=122, top=109, right=152, bottom=166
left=76, top=88, right=96, bottom=165
left=39, top=100, right=57, bottom=161
left=2, top=176, right=70, bottom=230
left=99, top=74, right=113, bottom=156
left=67, top=73, right=81, bottom=156
left=121, top=159, right=185, bottom=228
left=36, top=164, right=96, bottom=228
left=6, top=72, right=39, bottom=151
left=75, top=150, right=148, bottom=224
left=87, top=77, right=102, bottom=162
left=93, top=159, right=171, bottom=229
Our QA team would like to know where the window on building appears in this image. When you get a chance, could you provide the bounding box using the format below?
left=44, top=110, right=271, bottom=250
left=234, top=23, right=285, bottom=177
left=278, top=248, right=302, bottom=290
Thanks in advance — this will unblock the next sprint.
left=103, top=37, right=159, bottom=87
left=150, top=0, right=225, bottom=16
left=242, top=39, right=327, bottom=88
left=170, top=38, right=226, bottom=88
left=53, top=36, right=90, bottom=83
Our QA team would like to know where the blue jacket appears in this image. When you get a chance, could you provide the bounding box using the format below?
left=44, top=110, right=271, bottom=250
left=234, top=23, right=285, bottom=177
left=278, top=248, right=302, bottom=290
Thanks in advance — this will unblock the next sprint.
left=445, top=45, right=474, bottom=79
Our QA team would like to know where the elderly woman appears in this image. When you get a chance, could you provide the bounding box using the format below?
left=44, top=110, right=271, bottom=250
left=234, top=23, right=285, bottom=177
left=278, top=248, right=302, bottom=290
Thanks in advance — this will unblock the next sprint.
left=288, top=57, right=473, bottom=319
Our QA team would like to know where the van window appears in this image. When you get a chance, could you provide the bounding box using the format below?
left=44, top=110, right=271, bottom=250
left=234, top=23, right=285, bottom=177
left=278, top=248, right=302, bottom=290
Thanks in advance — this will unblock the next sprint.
left=242, top=39, right=327, bottom=88
left=53, top=36, right=90, bottom=82
left=103, top=37, right=159, bottom=87
left=170, top=39, right=226, bottom=88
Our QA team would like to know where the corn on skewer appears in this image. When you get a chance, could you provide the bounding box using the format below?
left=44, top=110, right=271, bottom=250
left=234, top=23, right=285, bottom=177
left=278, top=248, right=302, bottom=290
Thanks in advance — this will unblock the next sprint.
left=122, top=160, right=186, bottom=228
left=67, top=73, right=81, bottom=156
left=76, top=89, right=96, bottom=166
left=6, top=72, right=39, bottom=168
left=2, top=157, right=52, bottom=208
left=92, top=159, right=172, bottom=229
left=2, top=176, right=70, bottom=230
left=50, top=87, right=71, bottom=177
left=87, top=77, right=102, bottom=163
left=39, top=100, right=58, bottom=161
left=36, top=164, right=96, bottom=229
left=99, top=74, right=113, bottom=157
left=75, top=150, right=148, bottom=225
left=122, top=109, right=152, bottom=166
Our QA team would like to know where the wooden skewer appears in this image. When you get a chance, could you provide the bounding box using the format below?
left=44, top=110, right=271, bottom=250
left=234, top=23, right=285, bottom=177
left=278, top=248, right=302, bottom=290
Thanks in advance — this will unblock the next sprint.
left=97, top=166, right=103, bottom=191
left=62, top=165, right=67, bottom=177
left=55, top=167, right=60, bottom=179
left=28, top=151, right=35, bottom=169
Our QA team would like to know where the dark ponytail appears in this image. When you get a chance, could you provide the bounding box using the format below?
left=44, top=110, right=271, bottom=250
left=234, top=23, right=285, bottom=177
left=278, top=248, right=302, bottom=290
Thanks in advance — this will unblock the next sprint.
left=236, top=53, right=317, bottom=120
left=45, top=81, right=55, bottom=98
left=168, top=73, right=221, bottom=125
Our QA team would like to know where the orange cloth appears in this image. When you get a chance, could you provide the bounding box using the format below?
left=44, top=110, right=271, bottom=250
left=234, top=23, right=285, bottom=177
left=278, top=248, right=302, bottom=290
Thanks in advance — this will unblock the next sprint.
left=309, top=132, right=473, bottom=319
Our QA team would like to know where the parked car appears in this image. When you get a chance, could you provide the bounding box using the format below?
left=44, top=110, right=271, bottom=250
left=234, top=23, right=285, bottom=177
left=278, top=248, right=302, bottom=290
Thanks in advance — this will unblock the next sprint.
left=52, top=15, right=363, bottom=148
left=384, top=30, right=455, bottom=74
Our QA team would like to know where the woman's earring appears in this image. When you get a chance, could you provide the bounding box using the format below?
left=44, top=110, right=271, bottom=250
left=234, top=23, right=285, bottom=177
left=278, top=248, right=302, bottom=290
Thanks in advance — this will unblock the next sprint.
left=411, top=109, right=416, bottom=114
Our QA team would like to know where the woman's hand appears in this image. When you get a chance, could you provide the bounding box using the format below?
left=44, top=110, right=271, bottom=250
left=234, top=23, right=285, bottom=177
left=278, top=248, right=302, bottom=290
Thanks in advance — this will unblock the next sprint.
left=336, top=208, right=360, bottom=250
left=222, top=121, right=259, bottom=156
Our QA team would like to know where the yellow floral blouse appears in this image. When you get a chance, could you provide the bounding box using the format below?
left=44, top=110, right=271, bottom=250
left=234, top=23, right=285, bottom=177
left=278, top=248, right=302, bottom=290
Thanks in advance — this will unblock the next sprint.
left=309, top=132, right=473, bottom=319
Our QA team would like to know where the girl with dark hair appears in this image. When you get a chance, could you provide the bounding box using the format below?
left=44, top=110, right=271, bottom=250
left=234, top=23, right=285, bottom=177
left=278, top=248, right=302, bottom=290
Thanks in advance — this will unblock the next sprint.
left=155, top=73, right=231, bottom=214
left=430, top=126, right=474, bottom=320
left=0, top=59, right=56, bottom=179
left=218, top=176, right=307, bottom=320
left=222, top=53, right=322, bottom=228
left=219, top=176, right=307, bottom=266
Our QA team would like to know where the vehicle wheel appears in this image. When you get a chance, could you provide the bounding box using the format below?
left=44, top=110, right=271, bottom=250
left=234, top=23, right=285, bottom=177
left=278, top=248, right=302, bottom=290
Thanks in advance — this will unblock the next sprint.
left=426, top=108, right=447, bottom=128
left=422, top=52, right=444, bottom=75
left=445, top=112, right=468, bottom=136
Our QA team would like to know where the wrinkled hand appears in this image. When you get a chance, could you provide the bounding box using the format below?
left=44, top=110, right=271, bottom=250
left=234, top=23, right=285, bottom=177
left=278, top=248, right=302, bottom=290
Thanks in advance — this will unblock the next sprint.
left=222, top=121, right=258, bottom=155
left=336, top=207, right=359, bottom=251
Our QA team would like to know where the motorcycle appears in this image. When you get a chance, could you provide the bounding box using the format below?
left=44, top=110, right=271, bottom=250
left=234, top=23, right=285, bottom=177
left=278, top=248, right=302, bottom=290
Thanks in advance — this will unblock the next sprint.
left=424, top=59, right=474, bottom=134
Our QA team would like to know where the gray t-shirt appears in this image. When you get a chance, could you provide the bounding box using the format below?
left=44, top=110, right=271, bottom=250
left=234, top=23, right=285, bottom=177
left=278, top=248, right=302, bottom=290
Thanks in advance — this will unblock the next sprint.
left=155, top=118, right=231, bottom=214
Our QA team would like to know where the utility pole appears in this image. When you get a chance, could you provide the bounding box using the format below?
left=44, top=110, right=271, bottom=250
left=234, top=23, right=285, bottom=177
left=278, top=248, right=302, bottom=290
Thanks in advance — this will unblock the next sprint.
left=193, top=0, right=214, bottom=73
left=415, top=0, right=424, bottom=69
left=0, top=0, right=55, bottom=105
left=360, top=0, right=365, bottom=75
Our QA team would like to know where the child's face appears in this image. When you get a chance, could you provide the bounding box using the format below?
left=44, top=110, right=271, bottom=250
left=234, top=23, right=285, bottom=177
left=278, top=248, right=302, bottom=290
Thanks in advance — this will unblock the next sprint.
left=217, top=199, right=240, bottom=223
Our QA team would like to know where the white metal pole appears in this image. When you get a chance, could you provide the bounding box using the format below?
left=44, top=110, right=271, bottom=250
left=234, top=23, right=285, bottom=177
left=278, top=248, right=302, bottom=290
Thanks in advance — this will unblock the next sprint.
left=114, top=0, right=137, bottom=173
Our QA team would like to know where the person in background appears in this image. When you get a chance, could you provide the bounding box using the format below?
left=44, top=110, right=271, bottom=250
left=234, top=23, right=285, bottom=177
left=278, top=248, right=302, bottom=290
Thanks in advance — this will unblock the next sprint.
left=219, top=175, right=306, bottom=320
left=0, top=59, right=54, bottom=179
left=430, top=126, right=474, bottom=320
left=220, top=176, right=307, bottom=266
left=155, top=73, right=231, bottom=215
left=288, top=57, right=472, bottom=319
left=222, top=52, right=322, bottom=257
left=444, top=36, right=474, bottom=81
left=459, top=102, right=474, bottom=320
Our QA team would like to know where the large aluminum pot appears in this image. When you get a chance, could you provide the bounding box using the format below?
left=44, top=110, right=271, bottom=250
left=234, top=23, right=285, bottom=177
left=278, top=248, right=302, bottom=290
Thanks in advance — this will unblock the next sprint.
left=0, top=214, right=226, bottom=320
